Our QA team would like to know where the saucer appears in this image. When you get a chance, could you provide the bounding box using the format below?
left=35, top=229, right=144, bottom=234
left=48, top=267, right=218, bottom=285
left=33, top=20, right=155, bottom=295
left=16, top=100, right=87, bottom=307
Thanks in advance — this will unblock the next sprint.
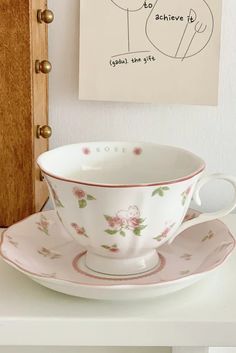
left=0, top=210, right=235, bottom=300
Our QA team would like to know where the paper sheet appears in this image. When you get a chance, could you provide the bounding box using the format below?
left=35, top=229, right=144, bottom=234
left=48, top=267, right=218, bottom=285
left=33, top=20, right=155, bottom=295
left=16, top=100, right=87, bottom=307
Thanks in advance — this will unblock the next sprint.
left=79, top=0, right=222, bottom=105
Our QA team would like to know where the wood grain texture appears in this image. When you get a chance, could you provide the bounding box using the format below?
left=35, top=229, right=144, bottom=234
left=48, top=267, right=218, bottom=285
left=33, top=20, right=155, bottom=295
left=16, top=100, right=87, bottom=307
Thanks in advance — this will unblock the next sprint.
left=0, top=0, right=49, bottom=226
left=32, top=0, right=49, bottom=212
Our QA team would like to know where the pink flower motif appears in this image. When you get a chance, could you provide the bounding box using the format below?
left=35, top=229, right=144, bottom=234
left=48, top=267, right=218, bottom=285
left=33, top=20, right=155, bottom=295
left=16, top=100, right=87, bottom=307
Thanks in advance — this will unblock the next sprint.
left=181, top=185, right=193, bottom=206
left=71, top=223, right=88, bottom=238
left=153, top=223, right=176, bottom=242
left=73, top=187, right=86, bottom=199
left=105, top=206, right=146, bottom=237
left=127, top=217, right=140, bottom=230
left=133, top=147, right=142, bottom=155
left=108, top=216, right=123, bottom=230
left=41, top=220, right=49, bottom=229
left=72, top=187, right=96, bottom=208
left=110, top=247, right=119, bottom=253
left=36, top=215, right=50, bottom=235
left=82, top=147, right=91, bottom=155
left=101, top=244, right=120, bottom=253
left=162, top=227, right=171, bottom=237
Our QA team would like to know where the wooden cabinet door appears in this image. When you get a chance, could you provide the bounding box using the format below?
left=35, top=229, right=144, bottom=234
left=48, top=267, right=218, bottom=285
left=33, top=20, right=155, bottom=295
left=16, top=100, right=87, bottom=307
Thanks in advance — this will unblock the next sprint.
left=0, top=0, right=51, bottom=226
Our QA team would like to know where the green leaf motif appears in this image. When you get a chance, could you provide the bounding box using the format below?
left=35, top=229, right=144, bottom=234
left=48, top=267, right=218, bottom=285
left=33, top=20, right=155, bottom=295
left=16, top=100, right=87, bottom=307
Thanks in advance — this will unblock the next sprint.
left=152, top=189, right=160, bottom=197
left=138, top=225, right=147, bottom=231
left=87, top=194, right=96, bottom=201
left=159, top=189, right=164, bottom=196
left=104, top=215, right=112, bottom=221
left=102, top=245, right=110, bottom=250
left=79, top=199, right=87, bottom=208
left=152, top=186, right=169, bottom=197
left=120, top=230, right=126, bottom=237
left=38, top=227, right=48, bottom=236
left=105, top=229, right=118, bottom=235
left=182, top=196, right=186, bottom=206
left=133, top=228, right=141, bottom=236
left=138, top=218, right=146, bottom=224
left=56, top=200, right=64, bottom=208
left=153, top=235, right=162, bottom=241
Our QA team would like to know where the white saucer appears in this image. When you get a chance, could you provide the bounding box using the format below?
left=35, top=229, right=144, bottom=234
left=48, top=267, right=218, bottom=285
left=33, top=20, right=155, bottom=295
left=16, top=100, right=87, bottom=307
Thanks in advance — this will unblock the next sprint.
left=0, top=210, right=235, bottom=300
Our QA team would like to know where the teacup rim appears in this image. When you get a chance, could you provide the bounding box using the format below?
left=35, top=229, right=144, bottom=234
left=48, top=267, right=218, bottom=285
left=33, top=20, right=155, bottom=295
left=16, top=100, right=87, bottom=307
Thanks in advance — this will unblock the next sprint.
left=37, top=142, right=206, bottom=188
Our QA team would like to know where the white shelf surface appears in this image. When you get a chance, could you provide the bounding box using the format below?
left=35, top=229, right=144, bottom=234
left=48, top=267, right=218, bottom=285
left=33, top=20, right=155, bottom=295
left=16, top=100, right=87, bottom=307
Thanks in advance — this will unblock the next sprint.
left=1, top=215, right=236, bottom=347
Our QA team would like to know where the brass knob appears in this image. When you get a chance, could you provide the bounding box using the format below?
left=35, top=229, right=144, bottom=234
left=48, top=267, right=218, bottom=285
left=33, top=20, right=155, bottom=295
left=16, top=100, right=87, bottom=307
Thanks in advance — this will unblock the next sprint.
left=37, top=9, right=54, bottom=24
left=35, top=60, right=52, bottom=74
left=37, top=125, right=52, bottom=139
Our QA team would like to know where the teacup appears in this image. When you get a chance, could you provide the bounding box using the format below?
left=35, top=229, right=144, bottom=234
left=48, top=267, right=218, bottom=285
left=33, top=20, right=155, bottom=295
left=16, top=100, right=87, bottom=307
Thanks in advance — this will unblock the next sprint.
left=37, top=142, right=236, bottom=276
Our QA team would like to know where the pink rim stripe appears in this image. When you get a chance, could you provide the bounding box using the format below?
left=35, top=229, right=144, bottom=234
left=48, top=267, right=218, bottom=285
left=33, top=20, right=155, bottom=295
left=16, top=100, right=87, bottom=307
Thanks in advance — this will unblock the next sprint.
left=72, top=251, right=166, bottom=282
left=40, top=165, right=205, bottom=189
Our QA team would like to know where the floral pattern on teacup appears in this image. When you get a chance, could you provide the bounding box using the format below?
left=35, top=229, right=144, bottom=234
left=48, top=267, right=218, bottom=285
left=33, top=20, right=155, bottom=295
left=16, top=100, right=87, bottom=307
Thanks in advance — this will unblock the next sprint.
left=104, top=206, right=147, bottom=237
left=153, top=223, right=175, bottom=242
left=36, top=215, right=50, bottom=235
left=71, top=223, right=89, bottom=238
left=101, top=244, right=120, bottom=253
left=38, top=247, right=62, bottom=260
left=133, top=147, right=143, bottom=155
left=181, top=186, right=192, bottom=206
left=152, top=186, right=170, bottom=197
left=73, top=187, right=96, bottom=208
left=47, top=179, right=64, bottom=208
left=82, top=147, right=91, bottom=155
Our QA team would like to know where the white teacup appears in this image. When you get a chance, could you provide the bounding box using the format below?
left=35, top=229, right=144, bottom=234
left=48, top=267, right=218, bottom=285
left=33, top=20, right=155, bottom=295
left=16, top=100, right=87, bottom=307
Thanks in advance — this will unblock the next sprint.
left=37, top=142, right=236, bottom=276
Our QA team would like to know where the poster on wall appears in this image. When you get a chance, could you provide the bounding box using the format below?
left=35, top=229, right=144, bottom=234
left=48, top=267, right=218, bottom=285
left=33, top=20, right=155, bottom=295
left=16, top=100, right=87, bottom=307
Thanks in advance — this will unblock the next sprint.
left=79, top=0, right=222, bottom=105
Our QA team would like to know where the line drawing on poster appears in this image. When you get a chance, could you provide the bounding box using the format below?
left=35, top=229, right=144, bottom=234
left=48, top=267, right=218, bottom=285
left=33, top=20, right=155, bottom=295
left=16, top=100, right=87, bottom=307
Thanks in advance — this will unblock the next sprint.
left=110, top=0, right=214, bottom=61
left=110, top=0, right=151, bottom=58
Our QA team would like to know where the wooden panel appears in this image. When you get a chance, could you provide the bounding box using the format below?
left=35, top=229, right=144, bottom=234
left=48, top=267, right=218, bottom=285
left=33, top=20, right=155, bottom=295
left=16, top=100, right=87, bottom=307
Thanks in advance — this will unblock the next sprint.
left=31, top=0, right=49, bottom=212
left=0, top=0, right=49, bottom=226
left=0, top=0, right=34, bottom=226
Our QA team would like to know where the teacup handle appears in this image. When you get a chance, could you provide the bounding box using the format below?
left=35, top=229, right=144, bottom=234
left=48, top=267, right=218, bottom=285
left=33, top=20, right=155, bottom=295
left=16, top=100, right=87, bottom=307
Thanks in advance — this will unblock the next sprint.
left=168, top=173, right=236, bottom=244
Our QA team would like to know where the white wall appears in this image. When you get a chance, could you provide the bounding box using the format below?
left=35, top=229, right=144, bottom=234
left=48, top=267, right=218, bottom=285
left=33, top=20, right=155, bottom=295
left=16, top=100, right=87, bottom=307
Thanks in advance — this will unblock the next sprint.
left=48, top=0, right=236, bottom=212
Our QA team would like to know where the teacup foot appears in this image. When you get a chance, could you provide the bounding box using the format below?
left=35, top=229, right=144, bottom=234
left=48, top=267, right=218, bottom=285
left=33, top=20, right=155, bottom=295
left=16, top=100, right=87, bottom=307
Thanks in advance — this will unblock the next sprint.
left=85, top=250, right=159, bottom=276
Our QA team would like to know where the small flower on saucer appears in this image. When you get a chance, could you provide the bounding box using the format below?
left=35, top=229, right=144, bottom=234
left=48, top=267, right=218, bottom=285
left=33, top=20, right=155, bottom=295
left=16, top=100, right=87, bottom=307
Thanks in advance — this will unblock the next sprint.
left=201, top=230, right=214, bottom=242
left=71, top=223, right=89, bottom=238
left=180, top=270, right=190, bottom=276
left=6, top=235, right=18, bottom=248
left=180, top=253, right=192, bottom=261
left=101, top=244, right=120, bottom=253
left=36, top=215, right=50, bottom=235
left=38, top=247, right=62, bottom=260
